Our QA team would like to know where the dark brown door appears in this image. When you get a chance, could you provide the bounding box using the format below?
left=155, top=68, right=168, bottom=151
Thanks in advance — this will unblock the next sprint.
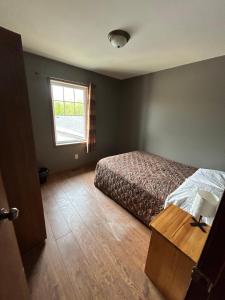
left=0, top=170, right=29, bottom=300
left=185, top=190, right=225, bottom=300
left=0, top=26, right=46, bottom=253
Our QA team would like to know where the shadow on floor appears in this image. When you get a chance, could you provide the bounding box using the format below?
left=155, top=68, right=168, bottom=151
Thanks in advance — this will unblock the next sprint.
left=22, top=241, right=46, bottom=280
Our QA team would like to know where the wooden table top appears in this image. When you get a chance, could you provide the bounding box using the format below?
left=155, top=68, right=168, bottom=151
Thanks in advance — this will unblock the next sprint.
left=150, top=205, right=210, bottom=263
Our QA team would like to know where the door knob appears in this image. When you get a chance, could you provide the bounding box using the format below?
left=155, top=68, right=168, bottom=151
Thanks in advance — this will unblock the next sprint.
left=0, top=208, right=19, bottom=221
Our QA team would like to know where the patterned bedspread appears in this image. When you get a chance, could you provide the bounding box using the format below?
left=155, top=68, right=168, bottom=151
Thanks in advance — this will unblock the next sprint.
left=94, top=151, right=197, bottom=225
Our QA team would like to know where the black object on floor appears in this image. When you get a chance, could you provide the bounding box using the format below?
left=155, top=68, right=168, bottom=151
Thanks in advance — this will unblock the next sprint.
left=38, top=167, right=49, bottom=184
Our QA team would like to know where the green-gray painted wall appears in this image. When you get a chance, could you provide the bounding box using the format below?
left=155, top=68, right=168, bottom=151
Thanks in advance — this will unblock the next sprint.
left=24, top=52, right=225, bottom=172
left=24, top=52, right=121, bottom=172
left=119, top=56, right=225, bottom=170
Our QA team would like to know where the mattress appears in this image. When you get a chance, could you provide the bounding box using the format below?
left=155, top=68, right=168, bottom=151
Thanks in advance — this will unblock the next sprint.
left=94, top=151, right=197, bottom=225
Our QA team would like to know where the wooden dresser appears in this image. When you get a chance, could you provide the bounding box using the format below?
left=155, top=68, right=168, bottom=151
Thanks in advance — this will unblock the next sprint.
left=145, top=205, right=210, bottom=300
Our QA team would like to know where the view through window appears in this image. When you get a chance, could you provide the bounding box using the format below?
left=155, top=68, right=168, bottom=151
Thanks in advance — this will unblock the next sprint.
left=50, top=79, right=88, bottom=145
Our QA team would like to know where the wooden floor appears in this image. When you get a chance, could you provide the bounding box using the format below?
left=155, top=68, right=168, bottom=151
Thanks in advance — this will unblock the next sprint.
left=23, top=167, right=164, bottom=300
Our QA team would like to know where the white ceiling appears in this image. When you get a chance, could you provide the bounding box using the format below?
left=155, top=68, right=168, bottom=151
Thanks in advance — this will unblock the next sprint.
left=1, top=0, right=225, bottom=79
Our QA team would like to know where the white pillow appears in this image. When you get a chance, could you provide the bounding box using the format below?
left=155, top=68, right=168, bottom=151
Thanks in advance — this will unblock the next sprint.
left=164, top=168, right=225, bottom=225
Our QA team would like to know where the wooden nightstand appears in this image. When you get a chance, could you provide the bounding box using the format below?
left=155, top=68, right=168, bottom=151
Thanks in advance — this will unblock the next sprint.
left=145, top=205, right=210, bottom=300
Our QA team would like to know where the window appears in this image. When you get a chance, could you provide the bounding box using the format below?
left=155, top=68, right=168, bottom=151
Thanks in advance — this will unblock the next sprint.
left=50, top=79, right=88, bottom=146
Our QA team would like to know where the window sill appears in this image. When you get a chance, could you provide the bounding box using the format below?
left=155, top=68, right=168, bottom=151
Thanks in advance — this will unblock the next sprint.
left=54, top=140, right=86, bottom=147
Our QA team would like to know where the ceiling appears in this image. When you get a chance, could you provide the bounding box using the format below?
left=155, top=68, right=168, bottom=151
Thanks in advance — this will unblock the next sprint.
left=1, top=0, right=225, bottom=79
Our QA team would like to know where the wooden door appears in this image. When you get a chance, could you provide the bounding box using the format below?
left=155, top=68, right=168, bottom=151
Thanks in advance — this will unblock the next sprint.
left=0, top=170, right=29, bottom=300
left=0, top=26, right=46, bottom=253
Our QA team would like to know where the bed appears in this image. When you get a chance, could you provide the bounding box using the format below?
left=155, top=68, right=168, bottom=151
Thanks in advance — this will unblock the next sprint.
left=94, top=151, right=197, bottom=225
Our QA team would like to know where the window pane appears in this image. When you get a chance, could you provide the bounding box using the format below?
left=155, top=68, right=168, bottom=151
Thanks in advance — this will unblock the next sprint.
left=53, top=101, right=64, bottom=116
left=54, top=115, right=85, bottom=142
left=64, top=102, right=75, bottom=116
left=52, top=85, right=63, bottom=101
left=50, top=81, right=87, bottom=145
left=74, top=103, right=84, bottom=116
left=64, top=87, right=74, bottom=102
left=75, top=89, right=84, bottom=103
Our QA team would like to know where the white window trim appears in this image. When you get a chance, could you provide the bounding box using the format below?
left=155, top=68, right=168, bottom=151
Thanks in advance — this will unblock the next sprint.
left=49, top=78, right=88, bottom=147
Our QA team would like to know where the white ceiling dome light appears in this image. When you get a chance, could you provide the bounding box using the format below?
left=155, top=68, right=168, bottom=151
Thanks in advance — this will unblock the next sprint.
left=108, top=30, right=130, bottom=48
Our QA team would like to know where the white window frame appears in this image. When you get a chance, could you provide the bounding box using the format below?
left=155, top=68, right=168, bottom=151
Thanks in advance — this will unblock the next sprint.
left=49, top=78, right=88, bottom=147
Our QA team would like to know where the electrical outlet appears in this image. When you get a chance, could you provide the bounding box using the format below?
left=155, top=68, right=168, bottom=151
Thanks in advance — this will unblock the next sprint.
left=74, top=154, right=79, bottom=160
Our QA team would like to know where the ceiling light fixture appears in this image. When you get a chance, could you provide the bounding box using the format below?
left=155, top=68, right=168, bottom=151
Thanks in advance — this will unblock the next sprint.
left=108, top=30, right=130, bottom=48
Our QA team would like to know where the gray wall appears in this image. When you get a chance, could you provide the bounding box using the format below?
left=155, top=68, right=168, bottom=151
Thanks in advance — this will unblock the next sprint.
left=24, top=52, right=121, bottom=173
left=24, top=52, right=225, bottom=173
left=119, top=56, right=225, bottom=170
